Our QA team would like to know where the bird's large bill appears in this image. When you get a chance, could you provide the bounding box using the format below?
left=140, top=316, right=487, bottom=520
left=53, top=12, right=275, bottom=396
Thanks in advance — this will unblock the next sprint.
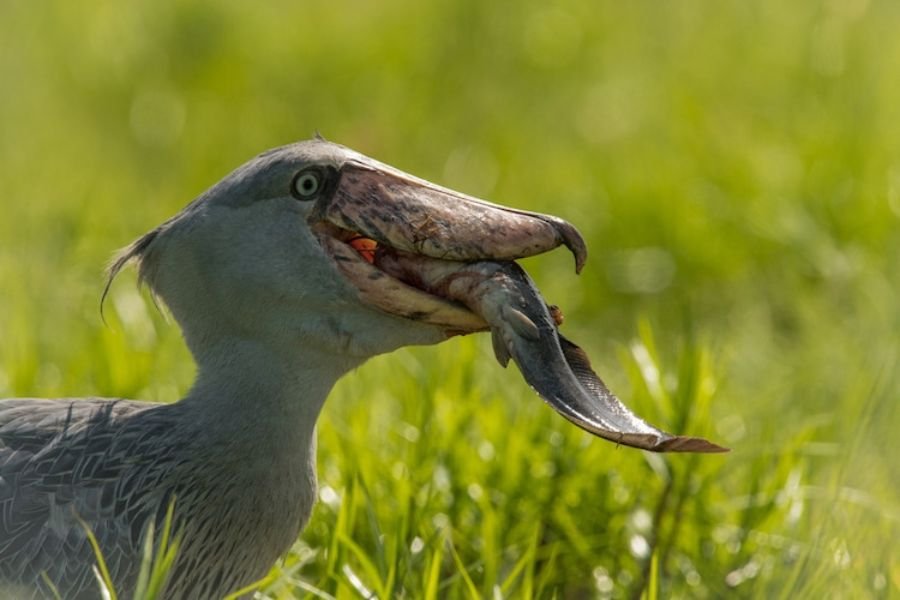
left=309, top=157, right=726, bottom=452
left=310, top=159, right=585, bottom=334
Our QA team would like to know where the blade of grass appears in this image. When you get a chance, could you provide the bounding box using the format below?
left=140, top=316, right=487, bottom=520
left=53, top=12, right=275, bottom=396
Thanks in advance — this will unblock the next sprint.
left=133, top=497, right=181, bottom=600
left=423, top=534, right=446, bottom=600
left=447, top=535, right=482, bottom=600
left=499, top=524, right=540, bottom=597
left=39, top=572, right=63, bottom=600
left=223, top=567, right=282, bottom=600
left=75, top=512, right=117, bottom=600
left=338, top=532, right=386, bottom=598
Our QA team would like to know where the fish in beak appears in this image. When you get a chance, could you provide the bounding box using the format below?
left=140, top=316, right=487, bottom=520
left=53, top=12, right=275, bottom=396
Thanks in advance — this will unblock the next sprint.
left=310, top=157, right=585, bottom=334
left=372, top=251, right=727, bottom=453
left=309, top=153, right=726, bottom=453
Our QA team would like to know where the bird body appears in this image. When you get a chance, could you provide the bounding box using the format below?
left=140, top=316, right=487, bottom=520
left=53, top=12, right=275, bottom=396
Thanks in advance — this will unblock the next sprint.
left=0, top=357, right=335, bottom=598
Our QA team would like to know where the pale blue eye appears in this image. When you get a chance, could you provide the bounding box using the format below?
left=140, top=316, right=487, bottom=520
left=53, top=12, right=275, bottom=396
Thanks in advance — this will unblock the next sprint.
left=292, top=171, right=320, bottom=199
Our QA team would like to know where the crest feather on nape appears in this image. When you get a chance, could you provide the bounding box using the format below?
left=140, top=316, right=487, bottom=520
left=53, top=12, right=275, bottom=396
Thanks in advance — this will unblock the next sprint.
left=100, top=226, right=164, bottom=321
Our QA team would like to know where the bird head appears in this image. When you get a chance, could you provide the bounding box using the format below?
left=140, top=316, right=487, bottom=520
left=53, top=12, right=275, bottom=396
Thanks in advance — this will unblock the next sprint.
left=105, top=139, right=585, bottom=365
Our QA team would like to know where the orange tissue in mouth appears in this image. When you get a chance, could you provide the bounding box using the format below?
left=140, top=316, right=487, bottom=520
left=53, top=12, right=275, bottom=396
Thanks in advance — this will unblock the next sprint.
left=348, top=236, right=378, bottom=264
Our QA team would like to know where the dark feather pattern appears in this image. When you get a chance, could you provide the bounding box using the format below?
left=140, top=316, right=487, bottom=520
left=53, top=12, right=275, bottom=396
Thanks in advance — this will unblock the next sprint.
left=0, top=399, right=179, bottom=598
left=0, top=397, right=306, bottom=599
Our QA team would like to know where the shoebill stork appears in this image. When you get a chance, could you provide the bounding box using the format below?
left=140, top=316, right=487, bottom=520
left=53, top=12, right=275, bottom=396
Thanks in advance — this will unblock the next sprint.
left=0, top=138, right=724, bottom=599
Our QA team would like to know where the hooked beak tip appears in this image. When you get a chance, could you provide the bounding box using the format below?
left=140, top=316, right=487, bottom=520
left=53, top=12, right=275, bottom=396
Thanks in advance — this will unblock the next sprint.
left=545, top=217, right=588, bottom=273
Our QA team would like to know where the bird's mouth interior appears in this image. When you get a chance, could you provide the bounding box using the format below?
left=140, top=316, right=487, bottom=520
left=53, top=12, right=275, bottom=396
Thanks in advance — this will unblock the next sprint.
left=312, top=222, right=489, bottom=335
left=346, top=234, right=378, bottom=264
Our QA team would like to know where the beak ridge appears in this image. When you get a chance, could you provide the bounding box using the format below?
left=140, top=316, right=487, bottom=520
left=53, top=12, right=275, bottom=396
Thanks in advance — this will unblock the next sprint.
left=314, top=163, right=587, bottom=272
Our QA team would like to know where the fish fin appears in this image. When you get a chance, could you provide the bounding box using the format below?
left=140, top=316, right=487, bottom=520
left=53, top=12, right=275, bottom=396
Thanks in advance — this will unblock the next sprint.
left=652, top=435, right=730, bottom=453
left=490, top=328, right=511, bottom=368
left=558, top=335, right=729, bottom=453
left=503, top=306, right=540, bottom=341
left=558, top=336, right=615, bottom=398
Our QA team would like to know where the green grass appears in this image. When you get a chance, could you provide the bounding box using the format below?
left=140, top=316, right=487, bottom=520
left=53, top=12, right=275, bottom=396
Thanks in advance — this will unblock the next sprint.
left=1, top=0, right=898, bottom=597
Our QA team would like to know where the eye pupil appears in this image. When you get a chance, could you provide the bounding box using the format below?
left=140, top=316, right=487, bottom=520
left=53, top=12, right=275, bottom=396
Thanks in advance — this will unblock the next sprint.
left=293, top=170, right=321, bottom=199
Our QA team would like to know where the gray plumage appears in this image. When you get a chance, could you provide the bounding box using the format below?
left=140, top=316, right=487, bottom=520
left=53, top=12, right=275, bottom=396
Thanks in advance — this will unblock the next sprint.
left=0, top=140, right=419, bottom=599
left=0, top=397, right=316, bottom=599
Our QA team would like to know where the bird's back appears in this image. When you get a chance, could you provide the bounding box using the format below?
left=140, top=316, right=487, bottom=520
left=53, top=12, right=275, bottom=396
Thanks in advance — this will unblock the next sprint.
left=0, top=397, right=174, bottom=599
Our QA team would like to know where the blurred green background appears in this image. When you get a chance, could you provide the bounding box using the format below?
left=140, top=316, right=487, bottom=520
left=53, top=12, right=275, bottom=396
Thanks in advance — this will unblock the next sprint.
left=1, top=0, right=898, bottom=597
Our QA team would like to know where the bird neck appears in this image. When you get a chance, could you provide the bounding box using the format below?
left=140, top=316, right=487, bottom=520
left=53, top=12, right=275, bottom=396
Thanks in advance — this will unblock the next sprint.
left=178, top=334, right=361, bottom=448
left=158, top=334, right=363, bottom=578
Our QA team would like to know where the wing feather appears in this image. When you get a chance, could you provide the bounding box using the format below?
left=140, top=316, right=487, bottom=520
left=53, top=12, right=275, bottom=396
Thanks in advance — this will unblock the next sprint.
left=0, top=397, right=171, bottom=598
